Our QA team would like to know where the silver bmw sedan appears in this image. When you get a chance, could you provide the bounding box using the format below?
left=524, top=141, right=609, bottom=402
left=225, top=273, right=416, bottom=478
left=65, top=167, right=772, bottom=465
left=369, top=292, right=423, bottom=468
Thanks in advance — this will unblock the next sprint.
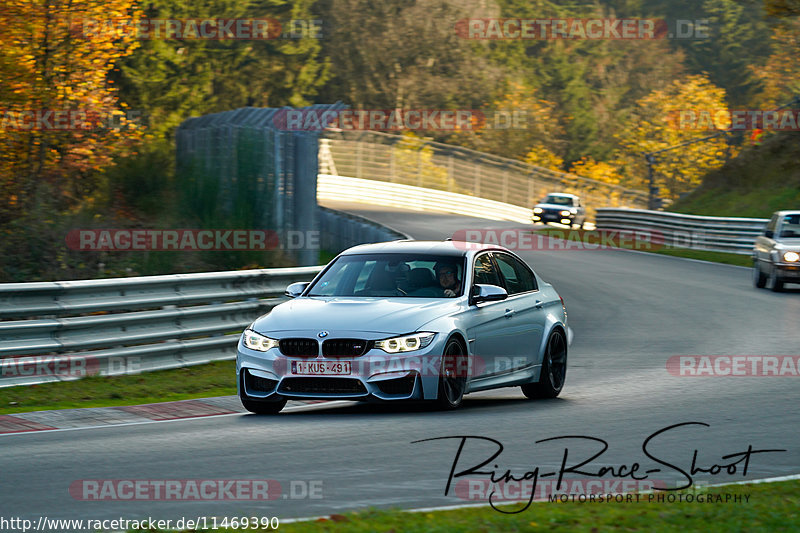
left=236, top=240, right=570, bottom=413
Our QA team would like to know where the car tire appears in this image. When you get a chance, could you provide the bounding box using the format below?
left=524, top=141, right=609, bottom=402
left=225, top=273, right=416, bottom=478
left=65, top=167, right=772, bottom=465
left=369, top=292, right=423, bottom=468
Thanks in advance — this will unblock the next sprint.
left=753, top=261, right=767, bottom=288
left=522, top=329, right=567, bottom=399
left=769, top=267, right=784, bottom=292
left=239, top=375, right=287, bottom=414
left=434, top=338, right=467, bottom=410
left=240, top=396, right=287, bottom=414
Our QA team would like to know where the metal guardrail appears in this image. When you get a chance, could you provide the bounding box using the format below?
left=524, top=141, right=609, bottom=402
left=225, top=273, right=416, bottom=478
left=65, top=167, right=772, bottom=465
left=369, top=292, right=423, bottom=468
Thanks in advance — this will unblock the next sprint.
left=596, top=208, right=768, bottom=255
left=0, top=204, right=408, bottom=388
left=318, top=175, right=534, bottom=224
left=0, top=267, right=323, bottom=387
left=0, top=121, right=718, bottom=389
left=320, top=131, right=649, bottom=220
left=318, top=205, right=410, bottom=251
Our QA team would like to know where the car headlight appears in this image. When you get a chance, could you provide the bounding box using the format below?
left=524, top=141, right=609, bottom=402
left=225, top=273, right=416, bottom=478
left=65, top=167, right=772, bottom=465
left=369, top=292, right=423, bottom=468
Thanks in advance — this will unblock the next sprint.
left=533, top=207, right=543, bottom=214
left=242, top=329, right=279, bottom=352
left=560, top=210, right=572, bottom=217
left=374, top=332, right=436, bottom=353
left=784, top=251, right=800, bottom=262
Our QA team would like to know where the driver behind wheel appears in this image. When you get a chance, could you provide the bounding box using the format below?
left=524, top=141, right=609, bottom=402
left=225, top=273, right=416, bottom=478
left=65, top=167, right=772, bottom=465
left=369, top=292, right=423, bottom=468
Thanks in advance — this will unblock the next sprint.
left=434, top=262, right=461, bottom=297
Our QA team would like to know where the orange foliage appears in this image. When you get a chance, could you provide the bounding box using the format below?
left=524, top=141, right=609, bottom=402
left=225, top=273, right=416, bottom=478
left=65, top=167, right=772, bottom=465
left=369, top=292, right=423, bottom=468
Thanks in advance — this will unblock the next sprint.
left=0, top=0, right=145, bottom=221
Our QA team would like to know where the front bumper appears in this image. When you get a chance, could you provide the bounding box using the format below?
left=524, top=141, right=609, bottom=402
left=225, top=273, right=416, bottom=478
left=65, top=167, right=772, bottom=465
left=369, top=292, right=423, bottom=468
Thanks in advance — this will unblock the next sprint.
left=775, top=262, right=800, bottom=280
left=237, top=335, right=446, bottom=402
left=533, top=210, right=577, bottom=224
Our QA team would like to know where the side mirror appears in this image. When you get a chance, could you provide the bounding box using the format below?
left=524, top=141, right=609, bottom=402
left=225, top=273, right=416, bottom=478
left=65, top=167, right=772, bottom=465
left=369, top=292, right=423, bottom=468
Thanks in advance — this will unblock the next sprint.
left=471, top=284, right=508, bottom=304
left=764, top=230, right=774, bottom=238
left=285, top=282, right=310, bottom=298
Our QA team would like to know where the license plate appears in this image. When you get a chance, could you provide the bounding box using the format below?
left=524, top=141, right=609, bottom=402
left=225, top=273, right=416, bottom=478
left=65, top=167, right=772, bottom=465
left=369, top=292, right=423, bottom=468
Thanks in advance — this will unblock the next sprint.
left=291, top=361, right=351, bottom=375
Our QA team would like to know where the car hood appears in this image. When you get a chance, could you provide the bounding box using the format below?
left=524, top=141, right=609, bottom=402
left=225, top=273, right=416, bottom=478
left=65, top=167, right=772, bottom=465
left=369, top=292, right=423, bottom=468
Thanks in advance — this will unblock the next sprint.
left=535, top=203, right=575, bottom=211
left=776, top=239, right=800, bottom=248
left=251, top=297, right=462, bottom=335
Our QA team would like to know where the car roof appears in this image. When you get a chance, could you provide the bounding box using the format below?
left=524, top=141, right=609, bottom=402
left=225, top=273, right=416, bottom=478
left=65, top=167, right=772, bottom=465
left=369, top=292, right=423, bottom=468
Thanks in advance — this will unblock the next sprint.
left=339, top=240, right=509, bottom=257
left=544, top=192, right=578, bottom=198
left=775, top=210, right=800, bottom=218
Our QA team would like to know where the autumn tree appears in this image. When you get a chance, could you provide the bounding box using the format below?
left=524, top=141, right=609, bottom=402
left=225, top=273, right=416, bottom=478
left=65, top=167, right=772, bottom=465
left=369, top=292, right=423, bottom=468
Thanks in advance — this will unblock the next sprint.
left=392, top=132, right=458, bottom=192
left=489, top=1, right=686, bottom=164
left=447, top=83, right=563, bottom=161
left=764, top=0, right=800, bottom=17
left=569, top=158, right=623, bottom=185
left=636, top=0, right=771, bottom=106
left=616, top=75, right=734, bottom=199
left=524, top=146, right=564, bottom=172
left=318, top=0, right=503, bottom=111
left=751, top=18, right=800, bottom=106
left=113, top=0, right=330, bottom=141
left=0, top=0, right=144, bottom=225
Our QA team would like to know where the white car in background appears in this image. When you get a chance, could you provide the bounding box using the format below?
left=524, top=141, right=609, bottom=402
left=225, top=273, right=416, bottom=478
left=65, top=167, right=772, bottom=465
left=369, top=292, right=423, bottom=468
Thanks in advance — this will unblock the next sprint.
left=753, top=210, right=800, bottom=292
left=532, top=193, right=587, bottom=229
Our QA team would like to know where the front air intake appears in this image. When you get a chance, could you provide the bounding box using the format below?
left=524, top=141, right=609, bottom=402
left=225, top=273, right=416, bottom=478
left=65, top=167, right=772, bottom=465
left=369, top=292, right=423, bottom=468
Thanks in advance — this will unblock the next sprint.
left=278, top=377, right=367, bottom=395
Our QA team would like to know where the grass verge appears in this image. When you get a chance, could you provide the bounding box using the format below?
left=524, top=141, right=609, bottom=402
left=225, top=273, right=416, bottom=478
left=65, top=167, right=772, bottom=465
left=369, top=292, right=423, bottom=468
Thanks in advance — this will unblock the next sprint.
left=0, top=360, right=237, bottom=415
left=134, top=479, right=799, bottom=532
left=667, top=131, right=800, bottom=218
left=534, top=226, right=752, bottom=267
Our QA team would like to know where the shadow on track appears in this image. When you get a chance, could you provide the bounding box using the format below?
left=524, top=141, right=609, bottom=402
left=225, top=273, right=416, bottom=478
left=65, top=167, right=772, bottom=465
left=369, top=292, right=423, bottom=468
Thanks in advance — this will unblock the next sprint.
left=234, top=395, right=573, bottom=423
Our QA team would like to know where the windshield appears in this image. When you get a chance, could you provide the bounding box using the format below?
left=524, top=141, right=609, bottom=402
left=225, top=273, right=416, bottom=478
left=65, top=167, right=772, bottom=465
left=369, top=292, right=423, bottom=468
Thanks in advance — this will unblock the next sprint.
left=542, top=195, right=575, bottom=206
left=780, top=214, right=800, bottom=238
left=307, top=253, right=465, bottom=298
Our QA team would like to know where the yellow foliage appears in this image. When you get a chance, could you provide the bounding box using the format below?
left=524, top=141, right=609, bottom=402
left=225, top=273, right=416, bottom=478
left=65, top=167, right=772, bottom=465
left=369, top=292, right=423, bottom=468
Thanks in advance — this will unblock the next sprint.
left=0, top=0, right=144, bottom=219
left=524, top=145, right=564, bottom=172
left=447, top=82, right=562, bottom=161
left=392, top=132, right=460, bottom=192
left=569, top=157, right=622, bottom=185
left=615, top=75, right=735, bottom=200
left=751, top=19, right=800, bottom=107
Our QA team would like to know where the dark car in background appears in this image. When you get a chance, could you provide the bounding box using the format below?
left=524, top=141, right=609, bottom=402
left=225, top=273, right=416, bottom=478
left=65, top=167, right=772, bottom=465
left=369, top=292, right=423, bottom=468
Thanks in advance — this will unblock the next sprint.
left=753, top=210, right=800, bottom=291
left=532, top=193, right=587, bottom=229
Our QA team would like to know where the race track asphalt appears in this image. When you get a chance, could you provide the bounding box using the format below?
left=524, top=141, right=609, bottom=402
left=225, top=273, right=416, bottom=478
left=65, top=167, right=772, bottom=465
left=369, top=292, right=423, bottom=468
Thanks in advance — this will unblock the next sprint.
left=2, top=202, right=798, bottom=527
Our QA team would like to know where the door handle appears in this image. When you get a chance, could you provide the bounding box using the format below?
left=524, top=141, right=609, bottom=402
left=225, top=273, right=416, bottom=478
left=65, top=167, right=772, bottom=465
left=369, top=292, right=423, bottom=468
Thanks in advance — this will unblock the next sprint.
left=534, top=300, right=543, bottom=309
left=504, top=308, right=514, bottom=318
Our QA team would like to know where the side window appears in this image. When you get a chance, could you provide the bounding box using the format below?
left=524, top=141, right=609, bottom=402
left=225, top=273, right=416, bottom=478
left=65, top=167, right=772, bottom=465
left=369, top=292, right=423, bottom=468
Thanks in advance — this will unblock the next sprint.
left=494, top=253, right=537, bottom=294
left=473, top=253, right=502, bottom=287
